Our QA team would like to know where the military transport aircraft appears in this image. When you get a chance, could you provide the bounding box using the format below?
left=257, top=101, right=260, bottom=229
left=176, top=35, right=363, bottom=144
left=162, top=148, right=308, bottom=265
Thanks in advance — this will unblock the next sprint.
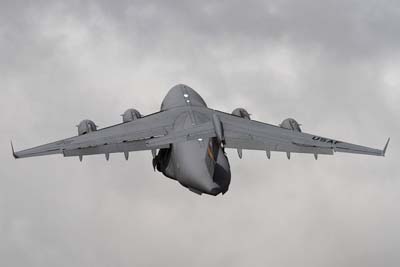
left=12, top=84, right=389, bottom=195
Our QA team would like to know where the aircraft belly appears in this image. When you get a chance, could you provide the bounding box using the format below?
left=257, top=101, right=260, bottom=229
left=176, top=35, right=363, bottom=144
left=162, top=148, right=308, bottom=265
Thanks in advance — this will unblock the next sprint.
left=173, top=141, right=219, bottom=194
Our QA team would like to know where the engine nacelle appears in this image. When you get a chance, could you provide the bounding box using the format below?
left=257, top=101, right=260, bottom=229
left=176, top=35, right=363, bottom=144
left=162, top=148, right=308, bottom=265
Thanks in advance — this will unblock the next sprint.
left=77, top=120, right=97, bottom=135
left=232, top=108, right=251, bottom=120
left=280, top=118, right=302, bottom=132
left=122, top=108, right=142, bottom=123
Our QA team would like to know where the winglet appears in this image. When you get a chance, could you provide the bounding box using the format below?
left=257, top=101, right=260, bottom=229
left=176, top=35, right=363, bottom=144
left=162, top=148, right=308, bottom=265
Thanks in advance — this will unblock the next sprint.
left=10, top=140, right=19, bottom=159
left=382, top=137, right=390, bottom=157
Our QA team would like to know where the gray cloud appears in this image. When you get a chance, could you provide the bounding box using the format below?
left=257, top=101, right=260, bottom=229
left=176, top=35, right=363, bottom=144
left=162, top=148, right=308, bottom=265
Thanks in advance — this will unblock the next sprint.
left=1, top=1, right=399, bottom=266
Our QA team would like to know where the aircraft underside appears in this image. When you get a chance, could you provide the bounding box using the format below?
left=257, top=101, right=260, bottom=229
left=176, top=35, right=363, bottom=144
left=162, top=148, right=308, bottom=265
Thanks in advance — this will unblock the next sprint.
left=153, top=138, right=231, bottom=195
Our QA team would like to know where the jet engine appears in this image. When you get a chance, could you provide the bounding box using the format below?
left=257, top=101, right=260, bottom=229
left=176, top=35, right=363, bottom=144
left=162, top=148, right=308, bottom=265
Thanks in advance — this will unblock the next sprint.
left=77, top=120, right=97, bottom=135
left=122, top=108, right=142, bottom=123
left=232, top=108, right=251, bottom=120
left=280, top=118, right=302, bottom=132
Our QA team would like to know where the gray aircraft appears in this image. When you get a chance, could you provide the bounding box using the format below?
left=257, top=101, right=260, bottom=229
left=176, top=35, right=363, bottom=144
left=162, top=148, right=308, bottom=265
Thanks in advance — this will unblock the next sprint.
left=12, top=84, right=390, bottom=195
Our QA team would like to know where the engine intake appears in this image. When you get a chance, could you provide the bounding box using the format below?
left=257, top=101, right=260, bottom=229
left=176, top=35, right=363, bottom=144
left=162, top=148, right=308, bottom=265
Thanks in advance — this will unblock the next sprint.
left=77, top=120, right=97, bottom=135
left=280, top=118, right=302, bottom=132
left=122, top=109, right=142, bottom=123
left=232, top=108, right=251, bottom=120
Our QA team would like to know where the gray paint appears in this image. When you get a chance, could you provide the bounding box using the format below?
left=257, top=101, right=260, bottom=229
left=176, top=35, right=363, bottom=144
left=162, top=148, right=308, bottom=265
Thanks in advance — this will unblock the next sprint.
left=12, top=84, right=388, bottom=195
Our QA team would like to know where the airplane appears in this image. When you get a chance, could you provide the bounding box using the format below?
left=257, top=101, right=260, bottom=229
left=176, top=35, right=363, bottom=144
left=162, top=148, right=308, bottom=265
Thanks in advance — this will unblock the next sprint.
left=11, top=84, right=390, bottom=196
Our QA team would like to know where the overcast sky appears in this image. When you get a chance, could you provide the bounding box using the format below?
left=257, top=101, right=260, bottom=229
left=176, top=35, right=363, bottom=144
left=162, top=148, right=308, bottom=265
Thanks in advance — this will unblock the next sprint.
left=1, top=1, right=399, bottom=266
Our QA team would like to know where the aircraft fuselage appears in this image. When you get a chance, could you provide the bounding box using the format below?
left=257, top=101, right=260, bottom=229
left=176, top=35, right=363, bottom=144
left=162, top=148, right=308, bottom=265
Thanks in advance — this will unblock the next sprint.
left=153, top=84, right=231, bottom=195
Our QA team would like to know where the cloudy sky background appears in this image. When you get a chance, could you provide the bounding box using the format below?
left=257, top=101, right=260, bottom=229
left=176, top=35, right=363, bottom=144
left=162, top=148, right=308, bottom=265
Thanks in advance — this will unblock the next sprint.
left=1, top=0, right=399, bottom=266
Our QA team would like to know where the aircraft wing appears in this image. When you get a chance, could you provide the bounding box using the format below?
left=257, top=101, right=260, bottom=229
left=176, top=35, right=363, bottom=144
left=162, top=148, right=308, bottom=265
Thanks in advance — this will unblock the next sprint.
left=213, top=110, right=390, bottom=158
left=12, top=109, right=183, bottom=160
